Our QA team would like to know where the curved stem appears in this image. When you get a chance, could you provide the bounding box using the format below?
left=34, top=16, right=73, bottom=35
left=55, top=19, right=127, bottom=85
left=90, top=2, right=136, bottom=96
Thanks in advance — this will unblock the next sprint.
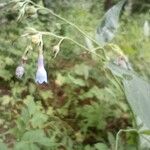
left=29, top=0, right=108, bottom=60
left=40, top=31, right=105, bottom=60
left=57, top=38, right=65, bottom=46
left=30, top=1, right=100, bottom=44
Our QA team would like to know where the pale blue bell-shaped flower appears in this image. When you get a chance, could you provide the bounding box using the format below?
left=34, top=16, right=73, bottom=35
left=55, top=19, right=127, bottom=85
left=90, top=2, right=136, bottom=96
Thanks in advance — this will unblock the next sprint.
left=35, top=54, right=48, bottom=84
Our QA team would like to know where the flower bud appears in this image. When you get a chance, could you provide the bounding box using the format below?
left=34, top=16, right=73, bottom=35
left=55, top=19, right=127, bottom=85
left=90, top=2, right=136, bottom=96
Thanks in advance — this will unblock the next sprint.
left=53, top=45, right=60, bottom=58
left=15, top=65, right=25, bottom=79
left=117, top=56, right=128, bottom=69
left=31, top=34, right=41, bottom=44
left=115, top=56, right=132, bottom=70
left=26, top=6, right=37, bottom=16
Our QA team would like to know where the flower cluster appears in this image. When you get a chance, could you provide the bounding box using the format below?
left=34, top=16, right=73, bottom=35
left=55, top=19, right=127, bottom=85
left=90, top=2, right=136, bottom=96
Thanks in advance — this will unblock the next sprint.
left=15, top=53, right=48, bottom=84
left=15, top=33, right=48, bottom=84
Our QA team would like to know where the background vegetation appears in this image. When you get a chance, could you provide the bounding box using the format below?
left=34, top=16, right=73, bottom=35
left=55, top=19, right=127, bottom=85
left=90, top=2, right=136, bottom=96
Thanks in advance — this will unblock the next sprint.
left=0, top=0, right=150, bottom=150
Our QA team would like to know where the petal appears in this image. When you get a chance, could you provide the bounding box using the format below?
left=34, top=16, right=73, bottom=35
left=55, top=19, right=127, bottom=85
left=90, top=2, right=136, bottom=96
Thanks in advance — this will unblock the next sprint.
left=35, top=67, right=48, bottom=84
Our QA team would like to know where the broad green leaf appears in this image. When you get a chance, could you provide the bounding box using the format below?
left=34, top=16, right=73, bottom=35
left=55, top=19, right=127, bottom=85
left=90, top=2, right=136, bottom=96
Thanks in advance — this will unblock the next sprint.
left=0, top=70, right=12, bottom=81
left=5, top=57, right=14, bottom=66
left=84, top=145, right=94, bottom=150
left=107, top=132, right=115, bottom=149
left=96, top=0, right=126, bottom=45
left=108, top=62, right=150, bottom=129
left=55, top=73, right=66, bottom=86
left=107, top=61, right=132, bottom=79
left=79, top=86, right=115, bottom=102
left=1, top=95, right=12, bottom=105
left=14, top=142, right=40, bottom=150
left=37, top=137, right=56, bottom=147
left=0, top=142, right=8, bottom=150
left=77, top=102, right=107, bottom=130
left=21, top=107, right=30, bottom=123
left=123, top=75, right=150, bottom=129
left=30, top=112, right=48, bottom=128
left=74, top=63, right=91, bottom=80
left=94, top=143, right=108, bottom=150
left=22, top=130, right=45, bottom=141
left=39, top=91, right=53, bottom=100
left=28, top=83, right=36, bottom=94
left=79, top=86, right=101, bottom=99
left=22, top=130, right=56, bottom=147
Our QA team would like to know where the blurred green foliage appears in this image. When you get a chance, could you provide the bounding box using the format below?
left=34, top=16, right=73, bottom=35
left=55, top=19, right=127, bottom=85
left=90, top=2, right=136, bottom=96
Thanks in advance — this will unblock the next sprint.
left=0, top=0, right=149, bottom=150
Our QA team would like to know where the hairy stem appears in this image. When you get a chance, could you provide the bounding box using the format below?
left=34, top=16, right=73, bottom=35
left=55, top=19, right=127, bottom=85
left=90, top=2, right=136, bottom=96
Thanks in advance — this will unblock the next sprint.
left=40, top=31, right=105, bottom=60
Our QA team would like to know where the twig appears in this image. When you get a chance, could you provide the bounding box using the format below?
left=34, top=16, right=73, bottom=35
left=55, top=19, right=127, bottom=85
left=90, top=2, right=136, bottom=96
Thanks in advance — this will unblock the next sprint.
left=39, top=31, right=106, bottom=60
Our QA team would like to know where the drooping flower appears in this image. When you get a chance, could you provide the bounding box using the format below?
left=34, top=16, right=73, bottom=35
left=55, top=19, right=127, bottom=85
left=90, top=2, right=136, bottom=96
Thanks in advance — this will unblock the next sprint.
left=15, top=65, right=25, bottom=79
left=35, top=54, right=48, bottom=84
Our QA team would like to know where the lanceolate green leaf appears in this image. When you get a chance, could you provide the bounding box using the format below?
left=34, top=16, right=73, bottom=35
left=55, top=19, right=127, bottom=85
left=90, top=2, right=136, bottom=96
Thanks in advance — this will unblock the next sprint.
left=96, top=0, right=126, bottom=45
left=123, top=75, right=150, bottom=128
left=14, top=142, right=40, bottom=150
left=108, top=62, right=150, bottom=129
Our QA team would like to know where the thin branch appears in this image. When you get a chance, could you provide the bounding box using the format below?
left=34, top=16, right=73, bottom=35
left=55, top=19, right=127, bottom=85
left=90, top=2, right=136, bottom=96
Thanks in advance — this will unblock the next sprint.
left=40, top=31, right=105, bottom=60
left=29, top=0, right=107, bottom=59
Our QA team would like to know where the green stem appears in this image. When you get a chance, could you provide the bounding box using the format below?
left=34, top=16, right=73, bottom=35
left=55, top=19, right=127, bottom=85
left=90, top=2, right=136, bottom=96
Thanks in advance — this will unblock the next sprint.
left=40, top=31, right=105, bottom=60
left=29, top=0, right=107, bottom=60
left=115, top=129, right=138, bottom=150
